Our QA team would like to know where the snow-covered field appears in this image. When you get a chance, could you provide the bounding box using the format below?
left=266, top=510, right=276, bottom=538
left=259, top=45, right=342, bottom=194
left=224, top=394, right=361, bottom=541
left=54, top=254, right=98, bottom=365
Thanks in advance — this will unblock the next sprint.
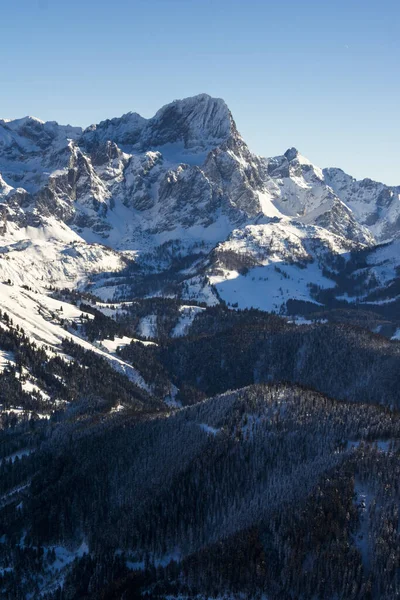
left=208, top=222, right=348, bottom=311
left=137, top=314, right=158, bottom=339
left=0, top=220, right=126, bottom=292
left=211, top=262, right=332, bottom=312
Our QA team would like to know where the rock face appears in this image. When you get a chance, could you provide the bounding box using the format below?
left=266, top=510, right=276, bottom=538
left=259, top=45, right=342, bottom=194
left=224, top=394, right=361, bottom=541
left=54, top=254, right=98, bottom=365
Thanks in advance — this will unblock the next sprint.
left=324, top=167, right=400, bottom=242
left=260, top=148, right=373, bottom=244
left=0, top=94, right=398, bottom=308
left=82, top=94, right=234, bottom=152
left=0, top=95, right=269, bottom=246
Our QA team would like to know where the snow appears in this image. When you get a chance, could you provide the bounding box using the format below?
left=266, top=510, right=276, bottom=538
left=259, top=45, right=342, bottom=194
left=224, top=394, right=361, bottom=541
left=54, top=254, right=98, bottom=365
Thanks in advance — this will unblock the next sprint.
left=99, top=336, right=134, bottom=353
left=135, top=337, right=158, bottom=346
left=137, top=314, right=158, bottom=339
left=2, top=115, right=45, bottom=128
left=207, top=221, right=356, bottom=311
left=0, top=349, right=15, bottom=372
left=17, top=541, right=90, bottom=597
left=325, top=167, right=400, bottom=243
left=260, top=151, right=373, bottom=244
left=257, top=190, right=287, bottom=219
left=171, top=305, right=205, bottom=337
left=0, top=482, right=30, bottom=502
left=164, top=385, right=182, bottom=408
left=2, top=408, right=51, bottom=420
left=99, top=336, right=157, bottom=352
left=212, top=262, right=332, bottom=313
left=287, top=316, right=327, bottom=326
left=151, top=141, right=209, bottom=166
left=49, top=542, right=89, bottom=572
left=125, top=548, right=181, bottom=571
left=362, top=240, right=400, bottom=294
left=152, top=215, right=235, bottom=248
left=199, top=423, right=219, bottom=436
left=0, top=218, right=126, bottom=292
left=88, top=300, right=135, bottom=318
left=0, top=284, right=91, bottom=348
left=0, top=284, right=151, bottom=391
left=0, top=117, right=81, bottom=196
left=0, top=94, right=398, bottom=338
left=20, top=373, right=51, bottom=401
left=182, top=274, right=220, bottom=306
left=149, top=94, right=232, bottom=150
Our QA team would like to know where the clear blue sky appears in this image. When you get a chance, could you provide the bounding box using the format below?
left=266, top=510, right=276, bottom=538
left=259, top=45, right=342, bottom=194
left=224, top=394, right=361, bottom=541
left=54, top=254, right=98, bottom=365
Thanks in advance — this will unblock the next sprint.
left=1, top=0, right=399, bottom=184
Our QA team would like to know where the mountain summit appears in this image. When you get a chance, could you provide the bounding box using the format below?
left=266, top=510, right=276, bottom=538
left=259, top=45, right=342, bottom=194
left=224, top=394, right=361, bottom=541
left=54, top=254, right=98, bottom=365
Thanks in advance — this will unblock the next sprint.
left=82, top=94, right=235, bottom=153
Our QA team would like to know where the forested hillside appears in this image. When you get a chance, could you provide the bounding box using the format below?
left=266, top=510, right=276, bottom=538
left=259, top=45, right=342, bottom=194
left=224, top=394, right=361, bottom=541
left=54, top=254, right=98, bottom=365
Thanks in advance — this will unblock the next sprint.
left=1, top=382, right=400, bottom=598
left=0, top=297, right=400, bottom=598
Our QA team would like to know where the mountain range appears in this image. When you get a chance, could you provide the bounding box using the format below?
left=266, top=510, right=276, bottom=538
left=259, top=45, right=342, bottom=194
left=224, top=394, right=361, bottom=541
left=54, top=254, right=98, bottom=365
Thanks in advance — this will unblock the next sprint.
left=1, top=93, right=399, bottom=314
left=1, top=95, right=400, bottom=599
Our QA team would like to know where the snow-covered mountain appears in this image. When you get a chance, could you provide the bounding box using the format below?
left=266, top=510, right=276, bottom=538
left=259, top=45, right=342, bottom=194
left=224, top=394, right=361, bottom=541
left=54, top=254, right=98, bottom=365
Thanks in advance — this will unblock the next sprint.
left=207, top=220, right=356, bottom=312
left=324, top=167, right=400, bottom=242
left=0, top=93, right=398, bottom=312
left=260, top=148, right=373, bottom=244
left=2, top=97, right=400, bottom=600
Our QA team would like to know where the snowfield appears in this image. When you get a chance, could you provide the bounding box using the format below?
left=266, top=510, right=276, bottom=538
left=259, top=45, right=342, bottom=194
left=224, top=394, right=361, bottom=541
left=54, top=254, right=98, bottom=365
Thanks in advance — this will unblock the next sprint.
left=208, top=221, right=352, bottom=311
left=0, top=219, right=126, bottom=291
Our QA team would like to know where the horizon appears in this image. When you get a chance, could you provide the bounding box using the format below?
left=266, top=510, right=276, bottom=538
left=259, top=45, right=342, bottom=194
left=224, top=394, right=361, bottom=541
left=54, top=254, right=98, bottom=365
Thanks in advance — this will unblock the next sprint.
left=1, top=0, right=399, bottom=185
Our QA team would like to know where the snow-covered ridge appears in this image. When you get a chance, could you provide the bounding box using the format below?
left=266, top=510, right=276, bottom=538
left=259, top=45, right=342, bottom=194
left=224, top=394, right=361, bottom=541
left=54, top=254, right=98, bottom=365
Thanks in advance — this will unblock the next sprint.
left=324, top=167, right=400, bottom=242
left=261, top=148, right=373, bottom=245
left=208, top=220, right=351, bottom=312
left=0, top=93, right=398, bottom=313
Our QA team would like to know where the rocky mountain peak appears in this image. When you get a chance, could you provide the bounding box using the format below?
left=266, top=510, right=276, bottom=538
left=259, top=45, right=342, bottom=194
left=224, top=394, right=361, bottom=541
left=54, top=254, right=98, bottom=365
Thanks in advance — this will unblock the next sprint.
left=0, top=116, right=82, bottom=159
left=144, top=93, right=235, bottom=150
left=82, top=94, right=237, bottom=154
left=284, top=147, right=299, bottom=161
left=82, top=112, right=147, bottom=148
left=324, top=166, right=400, bottom=242
left=0, top=115, right=45, bottom=129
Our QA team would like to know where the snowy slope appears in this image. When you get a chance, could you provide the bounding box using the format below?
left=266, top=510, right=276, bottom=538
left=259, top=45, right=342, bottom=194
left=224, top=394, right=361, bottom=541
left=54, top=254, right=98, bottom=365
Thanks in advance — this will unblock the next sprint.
left=0, top=219, right=126, bottom=291
left=260, top=148, right=373, bottom=244
left=0, top=283, right=150, bottom=390
left=171, top=305, right=206, bottom=337
left=207, top=221, right=352, bottom=312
